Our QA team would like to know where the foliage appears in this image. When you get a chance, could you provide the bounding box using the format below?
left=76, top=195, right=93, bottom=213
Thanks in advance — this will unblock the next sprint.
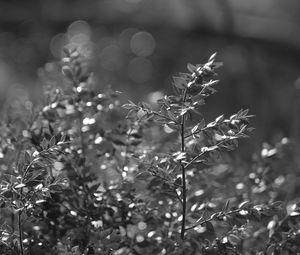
left=0, top=47, right=299, bottom=255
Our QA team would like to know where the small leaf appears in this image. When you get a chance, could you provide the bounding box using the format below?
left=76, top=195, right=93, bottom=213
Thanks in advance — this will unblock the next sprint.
left=41, top=138, right=48, bottom=150
left=208, top=52, right=217, bottom=62
left=0, top=200, right=6, bottom=208
left=15, top=183, right=26, bottom=189
left=215, top=114, right=224, bottom=123
left=223, top=200, right=230, bottom=212
left=60, top=133, right=66, bottom=142
left=164, top=124, right=176, bottom=134
left=35, top=199, right=46, bottom=204
left=206, top=121, right=216, bottom=128
left=137, top=109, right=147, bottom=119
left=173, top=76, right=187, bottom=89
left=187, top=63, right=196, bottom=73
left=167, top=111, right=177, bottom=121
left=211, top=62, right=223, bottom=69
left=238, top=201, right=252, bottom=209
left=135, top=171, right=151, bottom=180
left=50, top=136, right=56, bottom=147
left=24, top=151, right=31, bottom=164
left=122, top=103, right=135, bottom=110
left=62, top=66, right=73, bottom=80
left=1, top=190, right=13, bottom=198
left=112, top=139, right=126, bottom=146
left=228, top=234, right=241, bottom=246
left=290, top=211, right=300, bottom=217
left=174, top=177, right=182, bottom=186
left=266, top=244, right=275, bottom=255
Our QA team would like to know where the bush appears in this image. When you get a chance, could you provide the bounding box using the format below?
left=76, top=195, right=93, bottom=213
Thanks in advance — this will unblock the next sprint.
left=0, top=47, right=299, bottom=255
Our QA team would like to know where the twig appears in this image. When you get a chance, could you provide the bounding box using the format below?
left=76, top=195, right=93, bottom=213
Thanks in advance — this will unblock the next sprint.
left=185, top=208, right=242, bottom=231
left=184, top=139, right=231, bottom=169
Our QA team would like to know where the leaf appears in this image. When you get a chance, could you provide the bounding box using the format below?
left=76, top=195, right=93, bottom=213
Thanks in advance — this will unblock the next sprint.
left=1, top=190, right=13, bottom=198
left=223, top=200, right=230, bottom=212
left=215, top=114, right=224, bottom=123
left=137, top=109, right=147, bottom=119
left=290, top=211, right=300, bottom=217
left=173, top=76, right=187, bottom=89
left=266, top=244, right=275, bottom=255
left=208, top=52, right=217, bottom=62
left=211, top=62, right=223, bottom=69
left=15, top=183, right=26, bottom=189
left=122, top=103, right=135, bottom=110
left=62, top=66, right=73, bottom=80
left=60, top=133, right=67, bottom=142
left=173, top=152, right=186, bottom=161
left=187, top=63, right=196, bottom=73
left=112, top=139, right=126, bottom=146
left=24, top=151, right=31, bottom=164
left=50, top=136, right=56, bottom=147
left=206, top=121, right=216, bottom=128
left=35, top=199, right=46, bottom=204
left=201, top=145, right=218, bottom=153
left=238, top=201, right=252, bottom=209
left=71, top=245, right=81, bottom=255
left=206, top=80, right=219, bottom=87
left=228, top=234, right=241, bottom=246
left=164, top=124, right=176, bottom=134
left=174, top=177, right=182, bottom=186
left=191, top=119, right=205, bottom=134
left=167, top=110, right=177, bottom=121
left=41, top=138, right=48, bottom=150
left=0, top=200, right=6, bottom=208
left=202, top=221, right=215, bottom=238
left=135, top=171, right=151, bottom=180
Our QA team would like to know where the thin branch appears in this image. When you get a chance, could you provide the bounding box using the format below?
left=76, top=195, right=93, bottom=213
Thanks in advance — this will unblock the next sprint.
left=184, top=139, right=231, bottom=169
left=185, top=208, right=242, bottom=231
left=184, top=126, right=209, bottom=139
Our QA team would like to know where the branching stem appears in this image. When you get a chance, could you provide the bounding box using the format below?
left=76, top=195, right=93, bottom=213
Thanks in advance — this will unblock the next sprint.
left=185, top=208, right=242, bottom=231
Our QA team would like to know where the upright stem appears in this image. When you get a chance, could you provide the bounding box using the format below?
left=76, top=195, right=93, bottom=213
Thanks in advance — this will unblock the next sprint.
left=180, top=89, right=188, bottom=240
left=18, top=210, right=24, bottom=255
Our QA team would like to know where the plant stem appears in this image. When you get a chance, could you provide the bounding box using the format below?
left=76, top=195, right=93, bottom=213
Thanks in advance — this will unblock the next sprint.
left=18, top=210, right=24, bottom=255
left=180, top=165, right=186, bottom=240
left=180, top=89, right=188, bottom=240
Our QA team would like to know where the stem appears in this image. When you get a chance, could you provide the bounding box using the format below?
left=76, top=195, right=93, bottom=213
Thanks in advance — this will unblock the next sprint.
left=18, top=210, right=24, bottom=255
left=78, top=117, right=86, bottom=156
left=180, top=165, right=186, bottom=240
left=180, top=89, right=188, bottom=240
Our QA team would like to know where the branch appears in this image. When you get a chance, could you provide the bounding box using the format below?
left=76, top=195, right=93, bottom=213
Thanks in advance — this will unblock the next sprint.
left=184, top=139, right=231, bottom=169
left=185, top=208, right=242, bottom=231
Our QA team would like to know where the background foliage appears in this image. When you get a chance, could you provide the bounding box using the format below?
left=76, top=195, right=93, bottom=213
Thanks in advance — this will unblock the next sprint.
left=1, top=0, right=300, bottom=150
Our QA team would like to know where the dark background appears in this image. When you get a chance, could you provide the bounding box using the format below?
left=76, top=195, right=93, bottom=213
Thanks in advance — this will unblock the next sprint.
left=1, top=0, right=300, bottom=153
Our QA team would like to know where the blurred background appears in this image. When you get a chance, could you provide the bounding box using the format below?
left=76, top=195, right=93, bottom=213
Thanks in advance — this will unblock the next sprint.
left=0, top=0, right=300, bottom=154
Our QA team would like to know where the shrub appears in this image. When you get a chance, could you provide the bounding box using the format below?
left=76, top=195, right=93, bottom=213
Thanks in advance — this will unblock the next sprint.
left=0, top=47, right=299, bottom=255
